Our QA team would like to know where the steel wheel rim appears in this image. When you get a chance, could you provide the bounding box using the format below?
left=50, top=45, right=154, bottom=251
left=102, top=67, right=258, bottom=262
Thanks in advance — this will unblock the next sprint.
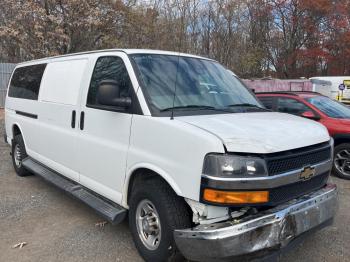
left=14, top=144, right=22, bottom=168
left=334, top=149, right=350, bottom=177
left=135, top=199, right=161, bottom=250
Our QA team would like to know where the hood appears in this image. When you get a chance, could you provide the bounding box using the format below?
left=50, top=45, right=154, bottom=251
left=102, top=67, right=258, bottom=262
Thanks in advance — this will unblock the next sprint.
left=177, top=112, right=330, bottom=154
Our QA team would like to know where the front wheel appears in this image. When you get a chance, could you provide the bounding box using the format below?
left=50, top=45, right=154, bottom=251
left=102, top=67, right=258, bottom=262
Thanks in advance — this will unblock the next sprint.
left=129, top=177, right=191, bottom=262
left=333, top=143, right=350, bottom=180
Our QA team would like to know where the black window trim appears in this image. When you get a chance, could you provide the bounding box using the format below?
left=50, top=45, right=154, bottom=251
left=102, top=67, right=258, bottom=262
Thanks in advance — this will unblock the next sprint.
left=85, top=55, right=143, bottom=115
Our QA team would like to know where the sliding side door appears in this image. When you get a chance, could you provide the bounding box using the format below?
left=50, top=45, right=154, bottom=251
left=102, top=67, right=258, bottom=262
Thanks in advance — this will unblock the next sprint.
left=35, top=58, right=89, bottom=181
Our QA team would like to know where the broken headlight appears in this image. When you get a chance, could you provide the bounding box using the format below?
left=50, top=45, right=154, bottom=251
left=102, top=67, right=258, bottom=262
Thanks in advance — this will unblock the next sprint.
left=202, top=154, right=268, bottom=177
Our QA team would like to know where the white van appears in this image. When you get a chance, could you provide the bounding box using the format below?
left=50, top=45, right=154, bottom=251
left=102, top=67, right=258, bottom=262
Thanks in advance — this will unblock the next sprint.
left=310, top=78, right=333, bottom=97
left=4, top=49, right=337, bottom=261
left=310, top=76, right=350, bottom=103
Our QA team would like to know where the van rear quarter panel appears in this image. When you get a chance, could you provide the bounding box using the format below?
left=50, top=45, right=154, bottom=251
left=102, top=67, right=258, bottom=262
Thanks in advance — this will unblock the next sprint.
left=5, top=62, right=44, bottom=151
left=5, top=58, right=90, bottom=182
left=124, top=115, right=225, bottom=205
left=5, top=98, right=42, bottom=152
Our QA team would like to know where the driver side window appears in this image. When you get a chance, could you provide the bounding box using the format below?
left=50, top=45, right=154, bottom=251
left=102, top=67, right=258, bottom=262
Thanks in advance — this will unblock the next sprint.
left=277, top=97, right=310, bottom=115
left=87, top=56, right=132, bottom=108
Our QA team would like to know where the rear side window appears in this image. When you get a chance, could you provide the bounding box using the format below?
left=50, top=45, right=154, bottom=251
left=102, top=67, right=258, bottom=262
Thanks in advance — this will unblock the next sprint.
left=8, top=64, right=46, bottom=100
left=87, top=56, right=132, bottom=107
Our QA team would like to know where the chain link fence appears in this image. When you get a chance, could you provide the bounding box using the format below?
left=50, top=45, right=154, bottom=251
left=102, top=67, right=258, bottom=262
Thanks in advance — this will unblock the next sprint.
left=0, top=63, right=16, bottom=108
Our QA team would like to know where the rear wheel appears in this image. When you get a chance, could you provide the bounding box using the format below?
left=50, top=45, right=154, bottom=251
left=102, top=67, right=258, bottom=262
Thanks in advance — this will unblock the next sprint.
left=333, top=143, right=350, bottom=180
left=129, top=177, right=191, bottom=262
left=11, top=134, right=31, bottom=177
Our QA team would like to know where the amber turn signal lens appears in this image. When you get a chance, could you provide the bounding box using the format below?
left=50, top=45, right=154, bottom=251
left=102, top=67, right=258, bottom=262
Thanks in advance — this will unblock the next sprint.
left=203, top=189, right=269, bottom=204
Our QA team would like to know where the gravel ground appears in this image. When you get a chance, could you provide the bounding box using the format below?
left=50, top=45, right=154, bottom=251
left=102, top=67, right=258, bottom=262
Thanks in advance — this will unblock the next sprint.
left=0, top=109, right=349, bottom=262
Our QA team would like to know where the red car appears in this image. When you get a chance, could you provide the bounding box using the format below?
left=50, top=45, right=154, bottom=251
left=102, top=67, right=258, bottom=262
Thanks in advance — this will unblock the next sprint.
left=257, top=91, right=350, bottom=179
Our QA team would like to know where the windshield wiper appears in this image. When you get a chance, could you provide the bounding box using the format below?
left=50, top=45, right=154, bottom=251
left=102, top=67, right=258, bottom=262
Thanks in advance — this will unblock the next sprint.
left=225, top=103, right=270, bottom=111
left=160, top=104, right=265, bottom=113
left=160, top=105, right=217, bottom=112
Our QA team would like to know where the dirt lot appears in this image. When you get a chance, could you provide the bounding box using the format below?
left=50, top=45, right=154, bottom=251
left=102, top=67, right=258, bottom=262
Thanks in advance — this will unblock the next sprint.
left=0, top=109, right=349, bottom=262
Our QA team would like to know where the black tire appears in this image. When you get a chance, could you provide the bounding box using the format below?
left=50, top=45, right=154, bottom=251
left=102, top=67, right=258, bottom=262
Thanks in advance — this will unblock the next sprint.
left=129, top=177, right=191, bottom=262
left=333, top=143, right=350, bottom=180
left=11, top=134, right=31, bottom=177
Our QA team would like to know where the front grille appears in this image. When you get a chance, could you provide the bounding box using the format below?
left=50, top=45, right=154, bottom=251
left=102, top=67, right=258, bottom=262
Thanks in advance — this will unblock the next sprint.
left=268, top=172, right=329, bottom=206
left=266, top=142, right=331, bottom=176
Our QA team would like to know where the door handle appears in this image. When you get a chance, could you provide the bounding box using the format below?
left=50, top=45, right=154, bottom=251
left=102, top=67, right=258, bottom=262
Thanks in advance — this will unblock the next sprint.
left=80, top=111, right=85, bottom=130
left=71, top=110, right=76, bottom=128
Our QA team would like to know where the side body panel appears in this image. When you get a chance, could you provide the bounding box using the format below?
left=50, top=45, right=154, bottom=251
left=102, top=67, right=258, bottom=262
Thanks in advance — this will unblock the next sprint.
left=319, top=118, right=350, bottom=137
left=76, top=52, right=141, bottom=204
left=5, top=61, right=45, bottom=149
left=123, top=114, right=225, bottom=206
left=77, top=108, right=132, bottom=203
left=5, top=98, right=41, bottom=149
left=31, top=58, right=89, bottom=181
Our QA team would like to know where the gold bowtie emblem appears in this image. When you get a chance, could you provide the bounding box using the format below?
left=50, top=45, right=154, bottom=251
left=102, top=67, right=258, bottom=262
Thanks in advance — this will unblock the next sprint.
left=299, top=166, right=315, bottom=181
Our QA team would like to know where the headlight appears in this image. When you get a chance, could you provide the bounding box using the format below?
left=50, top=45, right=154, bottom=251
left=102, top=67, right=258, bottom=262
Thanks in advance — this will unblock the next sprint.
left=203, top=154, right=268, bottom=177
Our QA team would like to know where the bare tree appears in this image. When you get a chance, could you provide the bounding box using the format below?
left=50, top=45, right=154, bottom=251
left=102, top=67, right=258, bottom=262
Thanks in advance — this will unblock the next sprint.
left=1, top=0, right=350, bottom=78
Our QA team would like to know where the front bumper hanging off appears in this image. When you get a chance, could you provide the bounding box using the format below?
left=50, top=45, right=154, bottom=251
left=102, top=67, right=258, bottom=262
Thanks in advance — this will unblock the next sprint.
left=174, top=184, right=338, bottom=262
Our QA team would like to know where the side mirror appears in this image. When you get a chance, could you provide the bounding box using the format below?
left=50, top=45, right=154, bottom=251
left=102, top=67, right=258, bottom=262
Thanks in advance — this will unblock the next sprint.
left=97, top=80, right=131, bottom=108
left=301, top=111, right=321, bottom=120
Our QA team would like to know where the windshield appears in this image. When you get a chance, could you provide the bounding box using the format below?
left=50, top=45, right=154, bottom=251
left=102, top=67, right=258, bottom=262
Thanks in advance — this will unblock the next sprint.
left=130, top=54, right=262, bottom=115
left=306, top=96, right=350, bottom=119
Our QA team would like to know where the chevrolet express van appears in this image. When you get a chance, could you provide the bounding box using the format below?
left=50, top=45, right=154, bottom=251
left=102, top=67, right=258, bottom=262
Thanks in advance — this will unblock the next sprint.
left=4, top=49, right=337, bottom=261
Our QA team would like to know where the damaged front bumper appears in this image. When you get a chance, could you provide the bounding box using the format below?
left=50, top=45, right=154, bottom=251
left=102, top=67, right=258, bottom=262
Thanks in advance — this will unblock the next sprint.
left=174, top=184, right=338, bottom=262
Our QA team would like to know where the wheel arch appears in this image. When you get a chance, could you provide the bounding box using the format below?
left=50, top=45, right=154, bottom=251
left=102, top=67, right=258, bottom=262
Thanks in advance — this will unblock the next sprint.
left=12, top=123, right=22, bottom=138
left=9, top=122, right=31, bottom=152
left=333, top=134, right=350, bottom=147
left=123, top=164, right=183, bottom=207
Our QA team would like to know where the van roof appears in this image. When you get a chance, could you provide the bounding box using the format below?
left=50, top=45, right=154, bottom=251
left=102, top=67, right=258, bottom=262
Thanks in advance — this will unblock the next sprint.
left=17, top=49, right=213, bottom=66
